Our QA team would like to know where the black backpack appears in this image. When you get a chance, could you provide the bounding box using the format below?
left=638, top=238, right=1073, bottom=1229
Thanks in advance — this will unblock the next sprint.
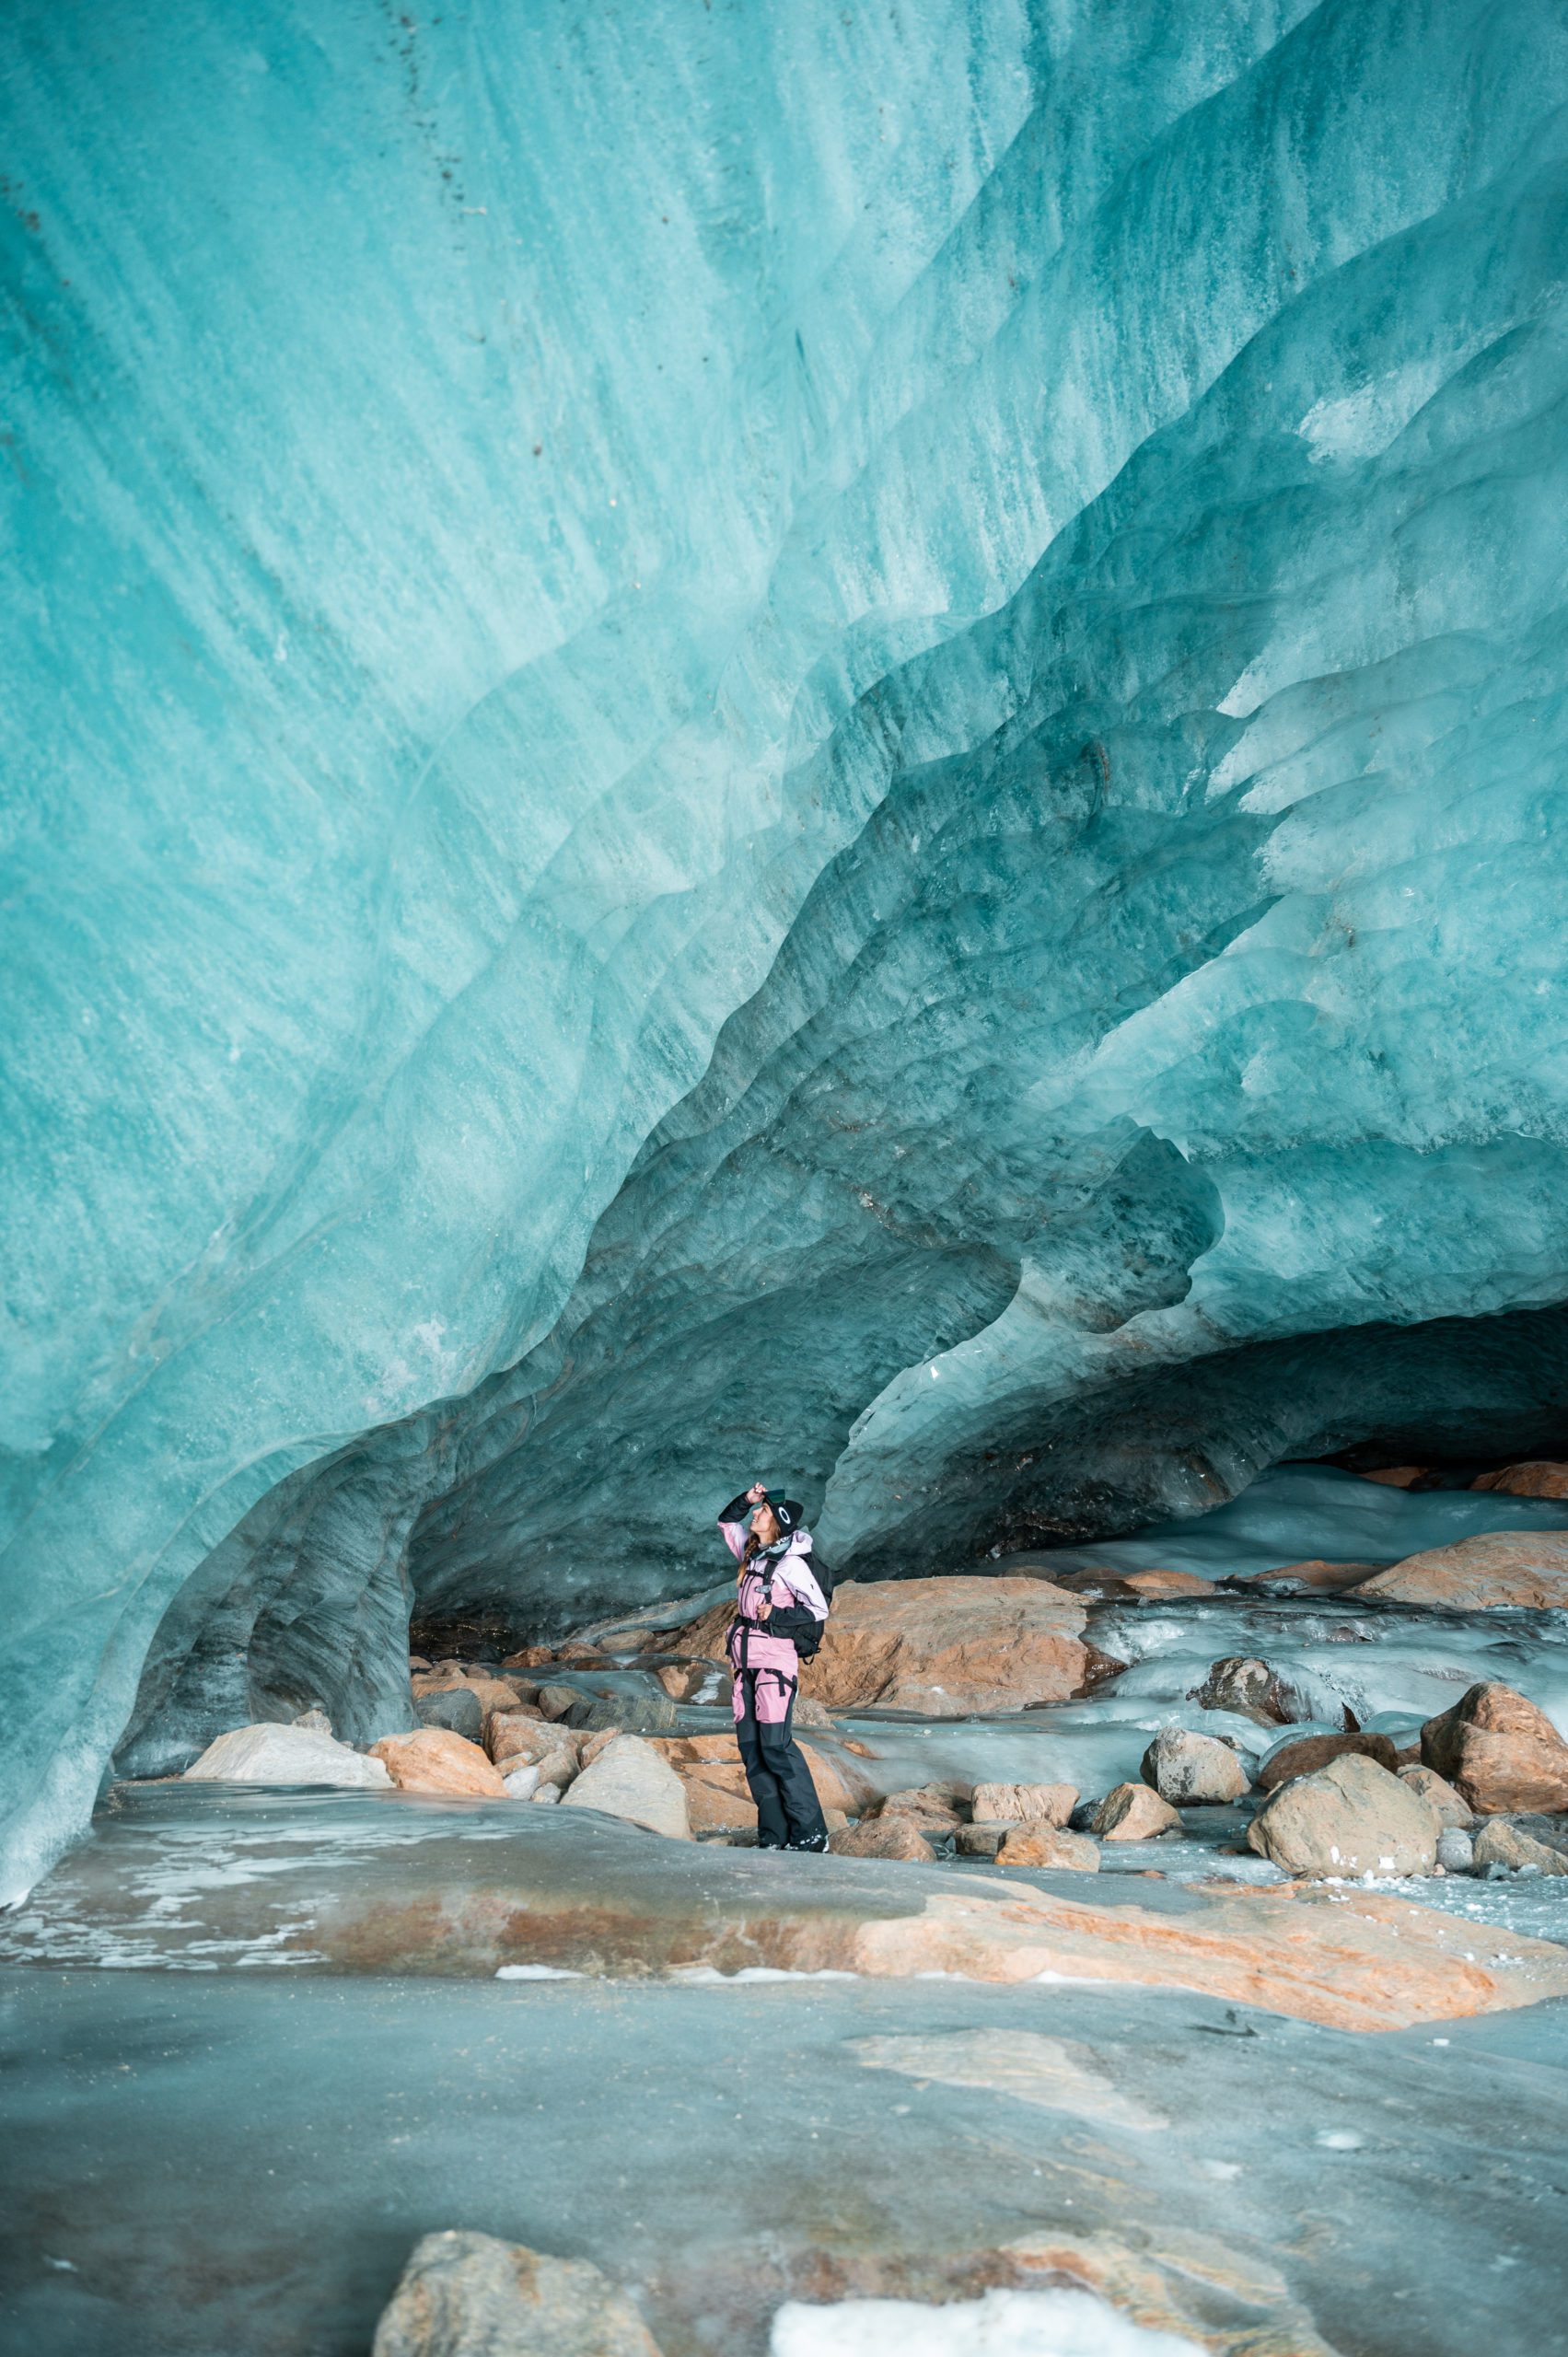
left=761, top=1545, right=834, bottom=1659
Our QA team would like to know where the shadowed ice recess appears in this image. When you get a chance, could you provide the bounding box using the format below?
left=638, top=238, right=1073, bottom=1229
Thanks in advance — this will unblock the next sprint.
left=6, top=0, right=1568, bottom=1896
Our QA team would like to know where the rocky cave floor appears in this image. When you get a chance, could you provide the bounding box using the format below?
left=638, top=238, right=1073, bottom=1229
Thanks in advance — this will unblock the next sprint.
left=5, top=1469, right=1568, bottom=2355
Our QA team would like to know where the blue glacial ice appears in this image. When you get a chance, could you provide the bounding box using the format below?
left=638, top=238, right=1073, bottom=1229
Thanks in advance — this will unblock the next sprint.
left=6, top=0, right=1568, bottom=1891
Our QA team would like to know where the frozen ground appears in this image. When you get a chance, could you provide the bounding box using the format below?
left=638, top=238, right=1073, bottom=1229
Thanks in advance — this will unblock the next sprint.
left=4, top=1965, right=1567, bottom=2356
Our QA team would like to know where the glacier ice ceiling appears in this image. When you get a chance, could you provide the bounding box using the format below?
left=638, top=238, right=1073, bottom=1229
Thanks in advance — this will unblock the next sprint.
left=6, top=0, right=1568, bottom=1892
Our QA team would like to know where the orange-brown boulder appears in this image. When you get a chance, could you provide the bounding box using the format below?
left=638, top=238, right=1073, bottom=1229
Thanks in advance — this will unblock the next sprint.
left=1258, top=1732, right=1399, bottom=1791
left=796, top=1576, right=1087, bottom=1714
left=874, top=1782, right=970, bottom=1829
left=1359, top=1466, right=1428, bottom=1487
left=1471, top=1461, right=1568, bottom=1498
left=831, top=1818, right=936, bottom=1862
left=1421, top=1682, right=1568, bottom=1813
left=970, top=1781, right=1077, bottom=1828
left=484, top=1713, right=580, bottom=1775
left=995, top=1826, right=1099, bottom=1871
left=370, top=1729, right=508, bottom=1798
left=1091, top=1784, right=1181, bottom=1841
left=1355, top=1532, right=1568, bottom=1608
left=1247, top=1754, right=1436, bottom=1878
left=672, top=1579, right=1088, bottom=1714
left=1119, top=1569, right=1211, bottom=1598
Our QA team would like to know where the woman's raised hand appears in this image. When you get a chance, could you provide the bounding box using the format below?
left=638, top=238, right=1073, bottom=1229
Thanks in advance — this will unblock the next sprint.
left=746, top=1480, right=769, bottom=1504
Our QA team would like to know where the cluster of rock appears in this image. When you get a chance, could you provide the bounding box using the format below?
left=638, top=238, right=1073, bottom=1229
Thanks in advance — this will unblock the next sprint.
left=1242, top=1681, right=1568, bottom=1880
left=826, top=1769, right=1191, bottom=1872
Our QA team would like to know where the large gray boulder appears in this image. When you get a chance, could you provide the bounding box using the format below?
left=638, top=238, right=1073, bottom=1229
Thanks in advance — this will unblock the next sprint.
left=1247, top=1753, right=1436, bottom=1878
left=372, top=2230, right=663, bottom=2356
left=1140, top=1727, right=1248, bottom=1805
left=183, top=1722, right=392, bottom=1788
left=560, top=1735, right=691, bottom=1840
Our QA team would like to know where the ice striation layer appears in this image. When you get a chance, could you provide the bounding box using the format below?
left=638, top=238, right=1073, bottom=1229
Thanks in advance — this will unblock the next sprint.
left=6, top=0, right=1568, bottom=1889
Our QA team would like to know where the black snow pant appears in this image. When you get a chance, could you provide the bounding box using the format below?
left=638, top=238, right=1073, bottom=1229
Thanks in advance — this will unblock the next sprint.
left=735, top=1668, right=829, bottom=1851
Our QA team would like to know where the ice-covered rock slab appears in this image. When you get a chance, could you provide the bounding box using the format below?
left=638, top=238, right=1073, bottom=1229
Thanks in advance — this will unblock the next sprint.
left=8, top=1785, right=1568, bottom=2031
left=183, top=1724, right=392, bottom=1789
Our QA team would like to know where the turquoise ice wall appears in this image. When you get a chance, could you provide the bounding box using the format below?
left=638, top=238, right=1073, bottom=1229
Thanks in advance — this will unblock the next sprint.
left=6, top=0, right=1568, bottom=1891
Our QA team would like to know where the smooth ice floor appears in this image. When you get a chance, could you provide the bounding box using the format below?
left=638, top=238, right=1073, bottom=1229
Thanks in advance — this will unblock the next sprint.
left=5, top=1968, right=1568, bottom=2357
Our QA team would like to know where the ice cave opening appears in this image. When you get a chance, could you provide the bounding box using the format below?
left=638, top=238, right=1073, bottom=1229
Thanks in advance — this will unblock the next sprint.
left=6, top=7, right=1568, bottom=2347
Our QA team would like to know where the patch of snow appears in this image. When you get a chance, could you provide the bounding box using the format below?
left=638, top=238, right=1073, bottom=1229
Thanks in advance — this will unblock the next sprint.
left=771, top=2286, right=1205, bottom=2355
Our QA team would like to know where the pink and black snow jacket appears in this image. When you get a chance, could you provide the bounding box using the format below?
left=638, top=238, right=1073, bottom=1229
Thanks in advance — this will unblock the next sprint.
left=717, top=1492, right=831, bottom=1676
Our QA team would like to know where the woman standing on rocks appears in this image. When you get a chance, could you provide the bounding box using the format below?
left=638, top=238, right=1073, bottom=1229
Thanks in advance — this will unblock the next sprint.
left=717, top=1481, right=831, bottom=1852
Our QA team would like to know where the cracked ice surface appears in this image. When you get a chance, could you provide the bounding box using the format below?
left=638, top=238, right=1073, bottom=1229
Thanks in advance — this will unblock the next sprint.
left=8, top=2, right=1568, bottom=1891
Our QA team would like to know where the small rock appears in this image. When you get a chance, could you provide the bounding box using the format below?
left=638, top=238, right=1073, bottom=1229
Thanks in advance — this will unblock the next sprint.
left=416, top=1689, right=484, bottom=1743
left=955, top=1823, right=1007, bottom=1858
left=969, top=1780, right=1077, bottom=1827
left=369, top=1730, right=507, bottom=1799
left=875, top=1782, right=970, bottom=1829
left=531, top=1784, right=561, bottom=1805
left=830, top=1817, right=936, bottom=1862
left=1472, top=1818, right=1568, bottom=1876
left=1421, top=1682, right=1568, bottom=1814
left=184, top=1724, right=393, bottom=1790
left=1434, top=1826, right=1475, bottom=1874
left=1246, top=1753, right=1436, bottom=1878
left=995, top=1826, right=1100, bottom=1872
left=1140, top=1728, right=1248, bottom=1806
left=407, top=1655, right=433, bottom=1674
left=1090, top=1783, right=1182, bottom=1841
left=292, top=1705, right=333, bottom=1735
left=1397, top=1764, right=1472, bottom=1829
left=372, top=2228, right=663, bottom=2357
left=579, top=1724, right=623, bottom=1768
left=793, top=1694, right=833, bottom=1728
left=1258, top=1731, right=1399, bottom=1792
left=501, top=1763, right=540, bottom=1799
left=537, top=1683, right=581, bottom=1722
left=560, top=1735, right=691, bottom=1840
left=1190, top=1657, right=1292, bottom=1725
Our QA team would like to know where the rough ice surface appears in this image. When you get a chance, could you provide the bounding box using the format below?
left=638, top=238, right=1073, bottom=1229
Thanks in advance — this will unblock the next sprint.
left=770, top=2288, right=1204, bottom=2357
left=7, top=1964, right=1568, bottom=2356
left=7, top=0, right=1568, bottom=1888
